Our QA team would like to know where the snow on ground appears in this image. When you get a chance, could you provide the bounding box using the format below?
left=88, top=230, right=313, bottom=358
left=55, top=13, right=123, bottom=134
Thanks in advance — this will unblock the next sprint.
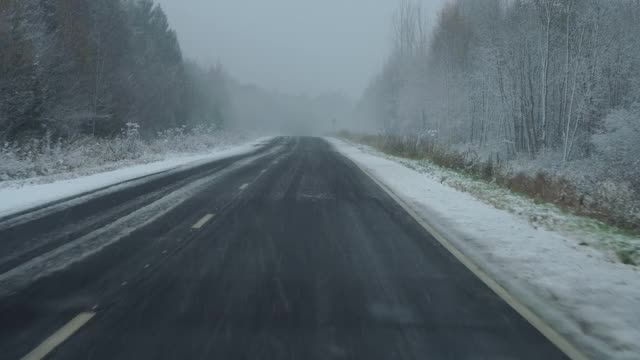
left=0, top=137, right=273, bottom=218
left=329, top=138, right=640, bottom=360
left=0, top=144, right=286, bottom=298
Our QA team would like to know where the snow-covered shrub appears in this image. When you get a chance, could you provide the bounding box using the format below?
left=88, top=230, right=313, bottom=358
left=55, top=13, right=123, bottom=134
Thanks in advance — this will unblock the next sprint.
left=150, top=125, right=237, bottom=154
left=0, top=124, right=244, bottom=184
left=591, top=180, right=639, bottom=225
left=109, top=122, right=145, bottom=161
left=154, top=126, right=190, bottom=153
left=0, top=143, right=23, bottom=181
left=339, top=131, right=640, bottom=231
left=592, top=106, right=640, bottom=185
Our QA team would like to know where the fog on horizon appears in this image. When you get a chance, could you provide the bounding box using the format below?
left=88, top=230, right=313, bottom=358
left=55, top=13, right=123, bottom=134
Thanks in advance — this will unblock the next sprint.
left=155, top=0, right=446, bottom=100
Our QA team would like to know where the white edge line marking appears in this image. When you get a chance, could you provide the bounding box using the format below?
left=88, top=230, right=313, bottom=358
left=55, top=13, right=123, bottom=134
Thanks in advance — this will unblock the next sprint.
left=239, top=183, right=249, bottom=191
left=192, top=214, right=215, bottom=229
left=345, top=149, right=590, bottom=360
left=21, top=312, right=95, bottom=360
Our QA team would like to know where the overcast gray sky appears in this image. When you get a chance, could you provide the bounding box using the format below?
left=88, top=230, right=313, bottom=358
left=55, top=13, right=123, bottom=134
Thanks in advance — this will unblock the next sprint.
left=156, top=0, right=445, bottom=99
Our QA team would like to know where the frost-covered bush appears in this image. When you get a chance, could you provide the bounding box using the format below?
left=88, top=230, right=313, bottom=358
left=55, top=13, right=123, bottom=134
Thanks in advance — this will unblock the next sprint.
left=340, top=131, right=640, bottom=231
left=0, top=143, right=23, bottom=181
left=592, top=107, right=640, bottom=159
left=153, top=126, right=191, bottom=154
left=593, top=180, right=636, bottom=210
left=150, top=125, right=241, bottom=155
left=108, top=122, right=146, bottom=162
left=0, top=133, right=69, bottom=179
left=0, top=124, right=244, bottom=184
left=592, top=106, right=640, bottom=186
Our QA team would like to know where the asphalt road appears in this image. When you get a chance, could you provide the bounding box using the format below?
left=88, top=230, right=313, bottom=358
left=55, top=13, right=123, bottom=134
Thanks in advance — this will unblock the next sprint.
left=0, top=137, right=568, bottom=359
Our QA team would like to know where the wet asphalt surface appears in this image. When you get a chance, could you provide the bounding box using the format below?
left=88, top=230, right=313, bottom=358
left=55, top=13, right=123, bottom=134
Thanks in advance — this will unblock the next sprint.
left=0, top=137, right=567, bottom=359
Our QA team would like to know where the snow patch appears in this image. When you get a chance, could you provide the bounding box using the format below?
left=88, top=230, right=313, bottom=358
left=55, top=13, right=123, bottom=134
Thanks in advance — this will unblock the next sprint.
left=0, top=142, right=283, bottom=297
left=0, top=137, right=274, bottom=218
left=329, top=137, right=640, bottom=360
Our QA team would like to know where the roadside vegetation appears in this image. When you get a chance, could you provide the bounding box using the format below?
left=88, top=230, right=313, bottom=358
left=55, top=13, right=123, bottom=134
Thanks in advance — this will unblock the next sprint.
left=2, top=0, right=346, bottom=185
left=0, top=124, right=245, bottom=184
left=348, top=0, right=640, bottom=250
left=0, top=0, right=241, bottom=184
left=1, top=0, right=231, bottom=141
left=339, top=132, right=639, bottom=265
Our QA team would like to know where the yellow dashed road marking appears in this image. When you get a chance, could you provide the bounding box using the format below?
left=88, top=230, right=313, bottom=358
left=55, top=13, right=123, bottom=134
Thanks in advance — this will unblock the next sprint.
left=192, top=214, right=215, bottom=229
left=21, top=312, right=95, bottom=360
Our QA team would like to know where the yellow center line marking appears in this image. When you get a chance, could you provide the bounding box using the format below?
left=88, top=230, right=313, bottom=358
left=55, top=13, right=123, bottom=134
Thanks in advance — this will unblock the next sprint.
left=21, top=312, right=95, bottom=360
left=239, top=183, right=249, bottom=191
left=192, top=214, right=215, bottom=229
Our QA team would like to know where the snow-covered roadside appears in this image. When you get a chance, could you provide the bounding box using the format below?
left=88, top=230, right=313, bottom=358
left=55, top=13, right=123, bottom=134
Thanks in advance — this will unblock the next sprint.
left=329, top=138, right=640, bottom=360
left=0, top=144, right=285, bottom=298
left=0, top=137, right=274, bottom=218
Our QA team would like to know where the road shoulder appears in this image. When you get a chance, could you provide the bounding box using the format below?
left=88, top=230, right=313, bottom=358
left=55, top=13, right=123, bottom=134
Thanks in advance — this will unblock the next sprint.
left=328, top=137, right=640, bottom=360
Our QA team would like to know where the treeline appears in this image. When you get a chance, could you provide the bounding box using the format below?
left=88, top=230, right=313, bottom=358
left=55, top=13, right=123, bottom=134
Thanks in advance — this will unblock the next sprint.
left=354, top=0, right=640, bottom=228
left=359, top=0, right=640, bottom=167
left=0, top=0, right=230, bottom=141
